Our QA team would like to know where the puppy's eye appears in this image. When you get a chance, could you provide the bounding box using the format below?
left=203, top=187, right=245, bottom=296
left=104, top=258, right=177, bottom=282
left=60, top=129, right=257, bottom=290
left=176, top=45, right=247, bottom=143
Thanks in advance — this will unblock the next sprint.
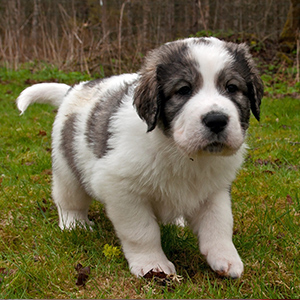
left=176, top=86, right=192, bottom=96
left=226, top=84, right=238, bottom=94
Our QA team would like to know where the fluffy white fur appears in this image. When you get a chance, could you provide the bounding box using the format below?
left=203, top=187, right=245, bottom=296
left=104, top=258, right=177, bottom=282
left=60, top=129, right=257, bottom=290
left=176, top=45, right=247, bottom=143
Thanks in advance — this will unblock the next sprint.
left=16, top=37, right=263, bottom=279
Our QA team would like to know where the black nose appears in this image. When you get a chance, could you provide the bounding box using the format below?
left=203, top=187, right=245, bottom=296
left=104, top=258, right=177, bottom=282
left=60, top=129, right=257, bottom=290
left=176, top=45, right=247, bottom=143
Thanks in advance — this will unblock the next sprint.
left=202, top=112, right=229, bottom=134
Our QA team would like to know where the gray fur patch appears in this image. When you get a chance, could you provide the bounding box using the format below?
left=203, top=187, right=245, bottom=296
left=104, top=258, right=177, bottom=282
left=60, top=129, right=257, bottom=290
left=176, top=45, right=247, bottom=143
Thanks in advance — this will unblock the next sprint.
left=134, top=40, right=203, bottom=132
left=224, top=42, right=263, bottom=121
left=84, top=78, right=104, bottom=88
left=191, top=37, right=212, bottom=46
left=85, top=84, right=129, bottom=158
left=60, top=113, right=84, bottom=184
left=216, top=67, right=250, bottom=131
left=157, top=58, right=202, bottom=132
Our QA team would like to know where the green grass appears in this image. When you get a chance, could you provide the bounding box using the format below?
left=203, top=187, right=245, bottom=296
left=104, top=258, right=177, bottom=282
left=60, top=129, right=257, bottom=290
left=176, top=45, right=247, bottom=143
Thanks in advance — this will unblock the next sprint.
left=0, top=65, right=299, bottom=298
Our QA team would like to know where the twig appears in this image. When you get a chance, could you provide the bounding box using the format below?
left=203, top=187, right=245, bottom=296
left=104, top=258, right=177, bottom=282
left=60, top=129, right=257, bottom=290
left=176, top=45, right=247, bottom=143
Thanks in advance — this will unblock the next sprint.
left=118, top=0, right=130, bottom=74
left=197, top=0, right=208, bottom=32
left=296, top=29, right=299, bottom=83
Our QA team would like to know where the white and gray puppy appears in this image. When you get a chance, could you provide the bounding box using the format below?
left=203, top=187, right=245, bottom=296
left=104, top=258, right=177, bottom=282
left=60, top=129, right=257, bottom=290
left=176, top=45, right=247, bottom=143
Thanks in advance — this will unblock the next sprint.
left=17, top=37, right=263, bottom=278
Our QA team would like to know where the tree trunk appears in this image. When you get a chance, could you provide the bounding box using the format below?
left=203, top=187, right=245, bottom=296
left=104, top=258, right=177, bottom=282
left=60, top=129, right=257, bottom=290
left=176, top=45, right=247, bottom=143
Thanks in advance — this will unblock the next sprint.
left=279, top=0, right=300, bottom=52
left=142, top=0, right=150, bottom=50
left=31, top=0, right=40, bottom=41
left=197, top=0, right=210, bottom=32
left=101, top=0, right=108, bottom=42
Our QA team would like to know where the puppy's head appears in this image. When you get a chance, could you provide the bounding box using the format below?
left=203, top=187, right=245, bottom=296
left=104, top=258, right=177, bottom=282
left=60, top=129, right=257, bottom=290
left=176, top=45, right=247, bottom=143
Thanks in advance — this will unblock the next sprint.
left=134, top=37, right=263, bottom=155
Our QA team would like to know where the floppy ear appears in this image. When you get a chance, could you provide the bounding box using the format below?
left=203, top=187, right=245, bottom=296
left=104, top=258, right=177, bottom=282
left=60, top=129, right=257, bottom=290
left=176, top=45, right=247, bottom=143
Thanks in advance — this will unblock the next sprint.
left=247, top=75, right=264, bottom=121
left=241, top=44, right=264, bottom=121
left=133, top=63, right=160, bottom=132
left=231, top=43, right=264, bottom=121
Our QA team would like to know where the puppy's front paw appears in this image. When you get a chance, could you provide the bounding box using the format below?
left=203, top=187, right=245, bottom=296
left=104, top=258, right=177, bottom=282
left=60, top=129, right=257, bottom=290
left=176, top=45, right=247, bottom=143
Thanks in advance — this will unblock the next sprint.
left=129, top=254, right=176, bottom=277
left=59, top=218, right=94, bottom=231
left=204, top=244, right=244, bottom=278
left=58, top=209, right=94, bottom=231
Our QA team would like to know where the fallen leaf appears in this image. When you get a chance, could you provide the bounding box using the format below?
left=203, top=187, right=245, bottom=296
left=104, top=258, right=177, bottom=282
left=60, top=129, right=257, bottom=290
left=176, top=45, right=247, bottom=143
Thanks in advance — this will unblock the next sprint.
left=42, top=169, right=52, bottom=175
left=34, top=255, right=41, bottom=262
left=276, top=232, right=285, bottom=239
left=24, top=79, right=39, bottom=85
left=75, top=263, right=91, bottom=287
left=263, top=170, right=274, bottom=175
left=37, top=206, right=47, bottom=213
left=233, top=228, right=239, bottom=235
left=255, top=158, right=269, bottom=166
left=143, top=269, right=183, bottom=291
left=274, top=158, right=282, bottom=165
left=143, top=269, right=167, bottom=279
left=0, top=268, right=16, bottom=276
left=38, top=130, right=47, bottom=136
left=286, top=194, right=293, bottom=204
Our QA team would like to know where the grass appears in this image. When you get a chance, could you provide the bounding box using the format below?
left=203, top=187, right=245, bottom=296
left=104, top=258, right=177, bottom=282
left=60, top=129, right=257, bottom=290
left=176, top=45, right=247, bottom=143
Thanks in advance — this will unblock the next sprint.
left=0, top=64, right=299, bottom=299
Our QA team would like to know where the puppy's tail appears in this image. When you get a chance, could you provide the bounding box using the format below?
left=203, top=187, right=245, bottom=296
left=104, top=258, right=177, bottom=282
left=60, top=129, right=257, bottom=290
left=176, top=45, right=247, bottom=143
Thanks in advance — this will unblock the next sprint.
left=16, top=83, right=71, bottom=114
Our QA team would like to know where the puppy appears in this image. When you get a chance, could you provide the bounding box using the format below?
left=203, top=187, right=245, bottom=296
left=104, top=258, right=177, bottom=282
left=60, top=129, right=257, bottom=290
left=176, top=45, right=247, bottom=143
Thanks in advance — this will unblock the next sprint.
left=17, top=37, right=263, bottom=278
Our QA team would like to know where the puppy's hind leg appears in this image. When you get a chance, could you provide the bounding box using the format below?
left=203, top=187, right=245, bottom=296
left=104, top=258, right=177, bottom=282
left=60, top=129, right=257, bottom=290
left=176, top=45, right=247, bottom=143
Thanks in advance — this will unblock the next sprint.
left=52, top=171, right=93, bottom=230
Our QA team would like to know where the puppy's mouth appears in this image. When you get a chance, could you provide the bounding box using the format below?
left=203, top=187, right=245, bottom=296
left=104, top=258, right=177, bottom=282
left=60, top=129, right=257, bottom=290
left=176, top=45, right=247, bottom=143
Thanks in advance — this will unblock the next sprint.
left=203, top=142, right=225, bottom=153
left=201, top=141, right=240, bottom=156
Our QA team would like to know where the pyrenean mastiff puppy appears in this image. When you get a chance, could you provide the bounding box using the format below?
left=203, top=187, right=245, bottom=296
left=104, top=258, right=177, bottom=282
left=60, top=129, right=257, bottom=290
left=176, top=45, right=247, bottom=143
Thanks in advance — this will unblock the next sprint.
left=17, top=37, right=263, bottom=278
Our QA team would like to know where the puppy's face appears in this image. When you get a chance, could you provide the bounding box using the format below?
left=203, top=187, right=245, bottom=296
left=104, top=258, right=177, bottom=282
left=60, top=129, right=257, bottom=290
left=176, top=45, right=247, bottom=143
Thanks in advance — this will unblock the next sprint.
left=134, top=37, right=263, bottom=156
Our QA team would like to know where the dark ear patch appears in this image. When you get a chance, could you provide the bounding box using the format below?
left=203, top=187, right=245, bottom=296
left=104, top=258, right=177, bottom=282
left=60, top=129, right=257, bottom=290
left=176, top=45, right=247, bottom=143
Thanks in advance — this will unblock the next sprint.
left=227, top=43, right=264, bottom=121
left=134, top=41, right=190, bottom=132
left=247, top=80, right=263, bottom=121
left=239, top=44, right=264, bottom=121
left=133, top=68, right=159, bottom=132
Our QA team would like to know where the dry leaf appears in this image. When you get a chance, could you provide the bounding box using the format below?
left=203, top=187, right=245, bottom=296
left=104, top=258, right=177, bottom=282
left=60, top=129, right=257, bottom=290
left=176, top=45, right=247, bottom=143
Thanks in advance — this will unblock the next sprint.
left=0, top=267, right=16, bottom=283
left=38, top=130, right=47, bottom=136
left=286, top=194, right=293, bottom=204
left=143, top=269, right=167, bottom=279
left=143, top=269, right=183, bottom=290
left=75, top=263, right=91, bottom=287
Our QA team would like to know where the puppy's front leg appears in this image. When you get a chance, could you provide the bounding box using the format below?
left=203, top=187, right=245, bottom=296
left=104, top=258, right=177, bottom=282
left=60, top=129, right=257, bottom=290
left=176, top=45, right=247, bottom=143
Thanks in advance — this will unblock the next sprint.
left=105, top=200, right=175, bottom=277
left=188, top=189, right=244, bottom=278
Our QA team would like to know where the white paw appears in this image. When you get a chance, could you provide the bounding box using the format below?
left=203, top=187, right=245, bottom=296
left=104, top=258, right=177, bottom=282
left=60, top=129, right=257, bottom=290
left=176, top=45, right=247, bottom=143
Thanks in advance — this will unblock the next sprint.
left=58, top=209, right=94, bottom=230
left=204, top=244, right=244, bottom=278
left=59, top=218, right=94, bottom=231
left=128, top=255, right=176, bottom=277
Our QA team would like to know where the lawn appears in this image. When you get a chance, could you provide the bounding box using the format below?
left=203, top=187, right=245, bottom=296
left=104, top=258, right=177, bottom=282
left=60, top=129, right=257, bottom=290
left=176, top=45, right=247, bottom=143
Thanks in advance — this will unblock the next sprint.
left=0, top=65, right=299, bottom=299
